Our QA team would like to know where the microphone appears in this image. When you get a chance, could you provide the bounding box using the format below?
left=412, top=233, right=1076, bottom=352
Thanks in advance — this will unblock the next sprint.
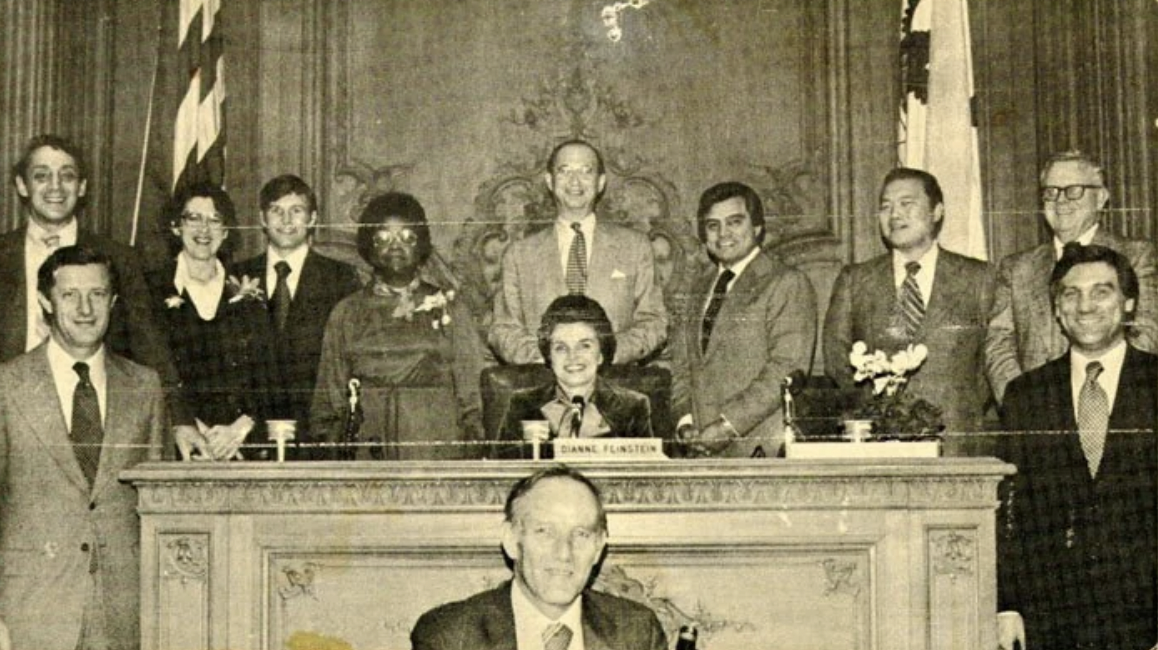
left=565, top=395, right=585, bottom=438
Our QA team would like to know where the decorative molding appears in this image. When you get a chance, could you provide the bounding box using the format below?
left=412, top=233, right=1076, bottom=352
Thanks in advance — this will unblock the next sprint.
left=128, top=460, right=1011, bottom=514
left=930, top=530, right=975, bottom=580
left=277, top=561, right=320, bottom=601
left=162, top=535, right=209, bottom=584
left=820, top=558, right=861, bottom=596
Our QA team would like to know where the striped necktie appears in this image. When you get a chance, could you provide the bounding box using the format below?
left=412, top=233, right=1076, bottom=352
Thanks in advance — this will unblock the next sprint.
left=543, top=622, right=573, bottom=650
left=1076, top=361, right=1109, bottom=478
left=565, top=223, right=587, bottom=295
left=894, top=261, right=925, bottom=340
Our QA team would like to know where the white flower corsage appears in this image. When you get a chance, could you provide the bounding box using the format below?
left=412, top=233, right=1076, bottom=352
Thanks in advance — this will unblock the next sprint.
left=413, top=289, right=455, bottom=330
left=227, top=275, right=266, bottom=304
left=165, top=295, right=185, bottom=309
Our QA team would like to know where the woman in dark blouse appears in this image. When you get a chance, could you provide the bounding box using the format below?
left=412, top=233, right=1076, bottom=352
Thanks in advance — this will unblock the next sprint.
left=145, top=183, right=275, bottom=460
left=498, top=294, right=653, bottom=456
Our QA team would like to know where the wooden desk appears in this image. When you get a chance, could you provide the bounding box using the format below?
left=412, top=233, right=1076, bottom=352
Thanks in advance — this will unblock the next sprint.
left=124, top=459, right=1013, bottom=650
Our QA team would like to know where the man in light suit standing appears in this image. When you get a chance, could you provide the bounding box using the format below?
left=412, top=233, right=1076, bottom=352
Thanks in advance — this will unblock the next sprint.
left=824, top=168, right=995, bottom=433
left=672, top=182, right=816, bottom=457
left=489, top=140, right=667, bottom=364
left=985, top=150, right=1158, bottom=403
left=0, top=245, right=166, bottom=650
left=411, top=465, right=667, bottom=650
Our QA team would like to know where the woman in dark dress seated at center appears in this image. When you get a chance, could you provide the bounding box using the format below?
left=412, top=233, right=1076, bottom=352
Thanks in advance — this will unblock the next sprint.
left=498, top=294, right=653, bottom=453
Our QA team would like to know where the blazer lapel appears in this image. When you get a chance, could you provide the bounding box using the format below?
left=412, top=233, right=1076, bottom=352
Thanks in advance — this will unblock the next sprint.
left=23, top=348, right=91, bottom=492
left=704, top=253, right=771, bottom=358
left=91, top=354, right=135, bottom=500
left=864, top=256, right=898, bottom=345
left=685, top=267, right=718, bottom=362
left=586, top=224, right=617, bottom=298
left=480, top=583, right=518, bottom=650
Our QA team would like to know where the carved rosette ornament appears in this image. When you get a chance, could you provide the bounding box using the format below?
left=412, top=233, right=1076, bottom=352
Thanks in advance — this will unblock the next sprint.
left=162, top=535, right=208, bottom=584
left=820, top=558, right=861, bottom=597
left=930, top=530, right=975, bottom=579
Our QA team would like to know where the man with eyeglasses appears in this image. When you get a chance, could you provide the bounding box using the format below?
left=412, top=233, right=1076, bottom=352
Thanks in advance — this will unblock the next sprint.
left=490, top=139, right=668, bottom=365
left=986, top=150, right=1158, bottom=403
left=411, top=465, right=667, bottom=650
left=0, top=135, right=175, bottom=385
left=235, top=175, right=361, bottom=448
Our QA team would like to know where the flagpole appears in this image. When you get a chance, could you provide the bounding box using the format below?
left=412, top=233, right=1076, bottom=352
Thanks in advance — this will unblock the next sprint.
left=131, top=17, right=164, bottom=247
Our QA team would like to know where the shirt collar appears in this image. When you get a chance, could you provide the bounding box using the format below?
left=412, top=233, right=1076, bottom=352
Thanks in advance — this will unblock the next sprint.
left=26, top=218, right=78, bottom=249
left=173, top=251, right=226, bottom=296
left=1054, top=224, right=1099, bottom=259
left=891, top=243, right=939, bottom=279
left=556, top=214, right=597, bottom=237
left=719, top=244, right=761, bottom=280
left=267, top=244, right=310, bottom=275
left=46, top=334, right=106, bottom=376
left=511, top=579, right=584, bottom=650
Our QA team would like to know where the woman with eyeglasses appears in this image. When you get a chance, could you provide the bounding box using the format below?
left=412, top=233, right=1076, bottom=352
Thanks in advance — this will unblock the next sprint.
left=145, top=182, right=277, bottom=461
left=310, top=192, right=487, bottom=459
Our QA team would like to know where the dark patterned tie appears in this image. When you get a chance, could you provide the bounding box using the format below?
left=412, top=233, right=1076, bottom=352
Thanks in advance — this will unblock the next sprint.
left=894, top=261, right=925, bottom=340
left=543, top=622, right=573, bottom=650
left=701, top=268, right=735, bottom=354
left=271, top=261, right=292, bottom=332
left=565, top=222, right=587, bottom=295
left=1076, top=361, right=1109, bottom=477
left=71, top=362, right=103, bottom=485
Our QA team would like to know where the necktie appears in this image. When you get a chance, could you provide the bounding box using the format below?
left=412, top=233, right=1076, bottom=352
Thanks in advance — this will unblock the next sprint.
left=543, top=622, right=573, bottom=650
left=271, top=261, right=292, bottom=331
left=71, top=362, right=103, bottom=485
left=565, top=222, right=587, bottom=295
left=1076, top=361, right=1109, bottom=477
left=701, top=269, right=735, bottom=354
left=893, top=261, right=925, bottom=340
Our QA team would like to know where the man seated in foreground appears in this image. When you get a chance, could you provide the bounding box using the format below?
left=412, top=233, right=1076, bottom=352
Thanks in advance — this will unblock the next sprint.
left=410, top=465, right=667, bottom=650
left=998, top=244, right=1156, bottom=650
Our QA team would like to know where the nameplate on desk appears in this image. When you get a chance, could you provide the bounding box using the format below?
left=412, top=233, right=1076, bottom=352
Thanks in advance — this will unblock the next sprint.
left=554, top=437, right=666, bottom=461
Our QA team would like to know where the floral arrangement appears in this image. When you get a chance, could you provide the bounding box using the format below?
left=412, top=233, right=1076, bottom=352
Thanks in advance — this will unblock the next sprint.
left=847, top=341, right=944, bottom=440
left=226, top=275, right=265, bottom=304
left=393, top=287, right=455, bottom=330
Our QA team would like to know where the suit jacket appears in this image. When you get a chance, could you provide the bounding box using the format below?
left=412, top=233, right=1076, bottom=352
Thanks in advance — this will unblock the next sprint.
left=489, top=222, right=667, bottom=364
left=985, top=229, right=1158, bottom=402
left=410, top=582, right=667, bottom=650
left=235, top=249, right=361, bottom=433
left=823, top=248, right=995, bottom=433
left=497, top=378, right=653, bottom=455
left=672, top=250, right=817, bottom=457
left=0, top=345, right=165, bottom=650
left=997, top=347, right=1157, bottom=650
left=0, top=227, right=177, bottom=386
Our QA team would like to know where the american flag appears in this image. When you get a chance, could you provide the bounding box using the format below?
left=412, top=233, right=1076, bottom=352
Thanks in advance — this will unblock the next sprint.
left=171, top=0, right=226, bottom=191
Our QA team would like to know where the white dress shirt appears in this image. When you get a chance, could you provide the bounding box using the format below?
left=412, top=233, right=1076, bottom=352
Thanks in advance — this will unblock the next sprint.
left=1069, top=339, right=1127, bottom=419
left=173, top=252, right=226, bottom=321
left=512, top=580, right=585, bottom=650
left=264, top=244, right=310, bottom=299
left=891, top=244, right=939, bottom=309
left=1053, top=224, right=1099, bottom=260
left=25, top=219, right=78, bottom=352
left=46, top=337, right=108, bottom=429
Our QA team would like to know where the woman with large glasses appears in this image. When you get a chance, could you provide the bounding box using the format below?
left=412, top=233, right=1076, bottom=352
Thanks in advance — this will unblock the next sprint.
left=145, top=182, right=277, bottom=461
left=310, top=192, right=487, bottom=459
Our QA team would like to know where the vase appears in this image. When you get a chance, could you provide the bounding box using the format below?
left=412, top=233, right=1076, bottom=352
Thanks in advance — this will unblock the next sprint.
left=842, top=419, right=874, bottom=443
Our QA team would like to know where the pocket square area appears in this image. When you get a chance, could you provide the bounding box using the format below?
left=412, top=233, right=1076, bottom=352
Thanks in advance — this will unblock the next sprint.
left=611, top=269, right=627, bottom=279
